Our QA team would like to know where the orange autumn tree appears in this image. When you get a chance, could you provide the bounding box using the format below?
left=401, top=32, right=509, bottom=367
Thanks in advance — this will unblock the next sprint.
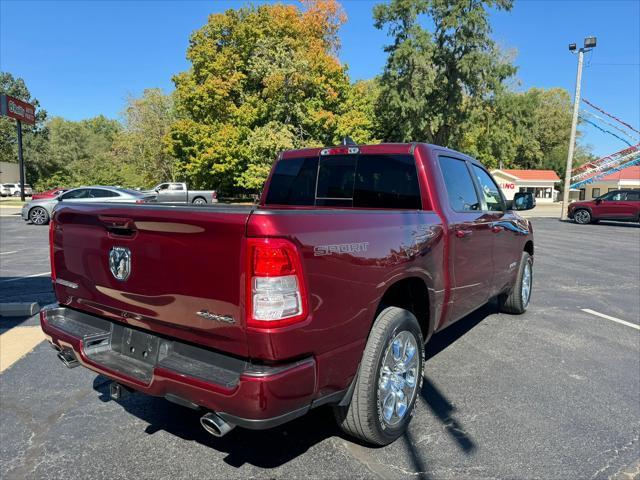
left=167, top=0, right=377, bottom=192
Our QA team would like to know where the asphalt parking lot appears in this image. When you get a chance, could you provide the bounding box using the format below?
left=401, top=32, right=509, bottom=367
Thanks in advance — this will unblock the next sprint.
left=1, top=214, right=639, bottom=479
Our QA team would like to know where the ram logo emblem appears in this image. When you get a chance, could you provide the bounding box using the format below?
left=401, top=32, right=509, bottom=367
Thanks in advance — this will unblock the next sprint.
left=109, top=247, right=132, bottom=281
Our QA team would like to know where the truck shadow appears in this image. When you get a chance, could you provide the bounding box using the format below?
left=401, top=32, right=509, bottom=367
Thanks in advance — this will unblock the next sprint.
left=90, top=302, right=493, bottom=470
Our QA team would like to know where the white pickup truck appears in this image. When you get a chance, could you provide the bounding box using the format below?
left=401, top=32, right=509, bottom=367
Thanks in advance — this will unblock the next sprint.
left=148, top=182, right=218, bottom=204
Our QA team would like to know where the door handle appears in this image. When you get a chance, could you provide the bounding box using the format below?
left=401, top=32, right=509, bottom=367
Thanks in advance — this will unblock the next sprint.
left=455, top=229, right=473, bottom=238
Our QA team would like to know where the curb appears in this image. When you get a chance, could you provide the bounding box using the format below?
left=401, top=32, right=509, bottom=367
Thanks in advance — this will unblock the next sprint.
left=0, top=302, right=40, bottom=317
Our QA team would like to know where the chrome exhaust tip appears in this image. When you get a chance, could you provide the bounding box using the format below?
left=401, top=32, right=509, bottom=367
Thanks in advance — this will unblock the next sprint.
left=57, top=349, right=79, bottom=368
left=200, top=412, right=235, bottom=437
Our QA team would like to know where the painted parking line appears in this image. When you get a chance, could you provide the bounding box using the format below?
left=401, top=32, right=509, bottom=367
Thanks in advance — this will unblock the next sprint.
left=581, top=308, right=640, bottom=331
left=0, top=251, right=18, bottom=255
left=0, top=271, right=51, bottom=283
left=0, top=326, right=45, bottom=373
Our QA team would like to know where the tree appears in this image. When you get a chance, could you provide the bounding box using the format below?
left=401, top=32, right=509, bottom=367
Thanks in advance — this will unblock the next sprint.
left=373, top=0, right=516, bottom=147
left=112, top=88, right=177, bottom=188
left=0, top=72, right=49, bottom=183
left=459, top=87, right=594, bottom=172
left=167, top=0, right=377, bottom=193
left=37, top=115, right=126, bottom=190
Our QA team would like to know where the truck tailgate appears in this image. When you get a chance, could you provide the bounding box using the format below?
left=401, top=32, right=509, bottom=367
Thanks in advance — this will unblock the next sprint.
left=51, top=203, right=253, bottom=357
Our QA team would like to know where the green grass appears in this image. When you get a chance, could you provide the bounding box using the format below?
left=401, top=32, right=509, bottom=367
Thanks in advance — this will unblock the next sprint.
left=0, top=198, right=26, bottom=206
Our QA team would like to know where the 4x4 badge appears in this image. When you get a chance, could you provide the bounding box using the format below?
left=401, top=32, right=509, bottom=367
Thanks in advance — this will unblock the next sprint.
left=109, top=247, right=131, bottom=281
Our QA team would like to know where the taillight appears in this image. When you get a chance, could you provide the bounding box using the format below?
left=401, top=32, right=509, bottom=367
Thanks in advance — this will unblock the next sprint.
left=212, top=191, right=218, bottom=200
left=49, top=219, right=56, bottom=281
left=320, top=146, right=359, bottom=155
left=246, top=238, right=308, bottom=328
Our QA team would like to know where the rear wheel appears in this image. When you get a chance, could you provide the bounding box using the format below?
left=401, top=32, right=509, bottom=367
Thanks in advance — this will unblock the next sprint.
left=192, top=197, right=206, bottom=205
left=573, top=209, right=591, bottom=224
left=500, top=251, right=533, bottom=314
left=29, top=207, right=49, bottom=225
left=333, top=307, right=424, bottom=446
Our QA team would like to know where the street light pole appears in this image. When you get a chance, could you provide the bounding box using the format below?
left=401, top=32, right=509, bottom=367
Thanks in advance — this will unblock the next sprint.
left=560, top=50, right=584, bottom=219
left=560, top=37, right=596, bottom=220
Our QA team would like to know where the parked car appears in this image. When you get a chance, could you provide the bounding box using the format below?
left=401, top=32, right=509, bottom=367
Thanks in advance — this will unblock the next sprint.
left=32, top=187, right=68, bottom=200
left=568, top=189, right=640, bottom=224
left=22, top=186, right=153, bottom=225
left=1, top=183, right=33, bottom=197
left=146, top=182, right=218, bottom=204
left=41, top=142, right=535, bottom=446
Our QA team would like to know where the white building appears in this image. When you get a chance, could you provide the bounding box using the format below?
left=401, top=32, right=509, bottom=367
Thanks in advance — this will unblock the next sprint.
left=0, top=161, right=20, bottom=183
left=491, top=169, right=561, bottom=204
left=572, top=165, right=640, bottom=201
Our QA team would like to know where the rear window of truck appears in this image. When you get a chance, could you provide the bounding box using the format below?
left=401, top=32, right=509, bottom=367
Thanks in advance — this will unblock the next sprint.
left=265, top=154, right=421, bottom=209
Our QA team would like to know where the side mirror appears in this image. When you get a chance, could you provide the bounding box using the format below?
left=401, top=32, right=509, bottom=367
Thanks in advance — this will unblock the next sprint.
left=512, top=192, right=536, bottom=211
left=595, top=198, right=602, bottom=205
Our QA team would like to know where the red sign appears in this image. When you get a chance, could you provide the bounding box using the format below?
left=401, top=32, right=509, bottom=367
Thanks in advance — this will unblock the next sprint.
left=500, top=182, right=516, bottom=190
left=0, top=94, right=35, bottom=125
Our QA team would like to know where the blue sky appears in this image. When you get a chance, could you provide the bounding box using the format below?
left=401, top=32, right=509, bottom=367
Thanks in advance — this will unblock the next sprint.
left=1, top=0, right=638, bottom=157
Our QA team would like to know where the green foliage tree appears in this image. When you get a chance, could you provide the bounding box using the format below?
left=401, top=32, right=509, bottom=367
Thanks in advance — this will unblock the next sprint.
left=112, top=88, right=177, bottom=188
left=0, top=72, right=49, bottom=184
left=167, top=0, right=378, bottom=192
left=373, top=0, right=516, bottom=147
left=459, top=87, right=595, bottom=172
left=37, top=115, right=125, bottom=190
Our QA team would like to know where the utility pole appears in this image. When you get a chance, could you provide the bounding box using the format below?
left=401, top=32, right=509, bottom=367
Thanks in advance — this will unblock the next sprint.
left=560, top=37, right=597, bottom=220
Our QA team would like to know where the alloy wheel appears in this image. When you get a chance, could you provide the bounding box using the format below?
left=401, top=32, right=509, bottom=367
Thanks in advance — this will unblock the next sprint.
left=378, top=330, right=419, bottom=426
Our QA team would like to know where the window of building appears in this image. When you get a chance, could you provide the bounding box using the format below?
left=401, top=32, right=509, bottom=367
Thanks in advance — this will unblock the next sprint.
left=438, top=156, right=481, bottom=212
left=591, top=188, right=600, bottom=198
left=608, top=188, right=617, bottom=193
left=579, top=189, right=586, bottom=201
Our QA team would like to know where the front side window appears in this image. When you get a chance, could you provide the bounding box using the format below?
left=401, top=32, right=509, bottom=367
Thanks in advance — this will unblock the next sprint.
left=601, top=191, right=625, bottom=201
left=438, top=156, right=481, bottom=212
left=61, top=189, right=91, bottom=200
left=472, top=165, right=505, bottom=211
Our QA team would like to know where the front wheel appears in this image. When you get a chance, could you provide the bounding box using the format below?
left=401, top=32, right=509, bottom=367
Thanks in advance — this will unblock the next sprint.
left=500, top=251, right=533, bottom=314
left=29, top=207, right=49, bottom=225
left=334, top=307, right=424, bottom=446
left=573, top=209, right=592, bottom=224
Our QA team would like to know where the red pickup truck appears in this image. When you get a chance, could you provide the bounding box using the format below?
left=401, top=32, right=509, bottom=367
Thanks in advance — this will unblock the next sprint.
left=41, top=142, right=535, bottom=446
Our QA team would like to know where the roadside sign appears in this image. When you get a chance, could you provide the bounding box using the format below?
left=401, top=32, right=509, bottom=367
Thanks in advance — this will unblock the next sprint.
left=0, top=94, right=35, bottom=125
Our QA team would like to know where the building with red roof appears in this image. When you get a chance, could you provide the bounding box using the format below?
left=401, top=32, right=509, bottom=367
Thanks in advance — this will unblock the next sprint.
left=573, top=165, right=640, bottom=201
left=491, top=169, right=561, bottom=203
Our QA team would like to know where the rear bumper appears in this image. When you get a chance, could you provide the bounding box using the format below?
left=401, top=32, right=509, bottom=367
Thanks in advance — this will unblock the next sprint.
left=40, top=305, right=320, bottom=429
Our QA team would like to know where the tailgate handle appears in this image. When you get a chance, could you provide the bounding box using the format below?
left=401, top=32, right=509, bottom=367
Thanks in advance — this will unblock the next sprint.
left=99, top=216, right=137, bottom=237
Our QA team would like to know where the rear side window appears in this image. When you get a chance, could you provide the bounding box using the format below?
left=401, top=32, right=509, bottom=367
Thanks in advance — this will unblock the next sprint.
left=627, top=191, right=640, bottom=201
left=438, top=156, right=481, bottom=212
left=90, top=189, right=120, bottom=198
left=265, top=154, right=422, bottom=209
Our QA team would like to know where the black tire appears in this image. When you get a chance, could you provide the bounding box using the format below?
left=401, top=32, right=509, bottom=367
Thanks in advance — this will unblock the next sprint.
left=13, top=191, right=20, bottom=197
left=499, top=251, right=533, bottom=314
left=192, top=197, right=207, bottom=205
left=573, top=209, right=592, bottom=224
left=29, top=207, right=50, bottom=225
left=333, top=307, right=424, bottom=446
